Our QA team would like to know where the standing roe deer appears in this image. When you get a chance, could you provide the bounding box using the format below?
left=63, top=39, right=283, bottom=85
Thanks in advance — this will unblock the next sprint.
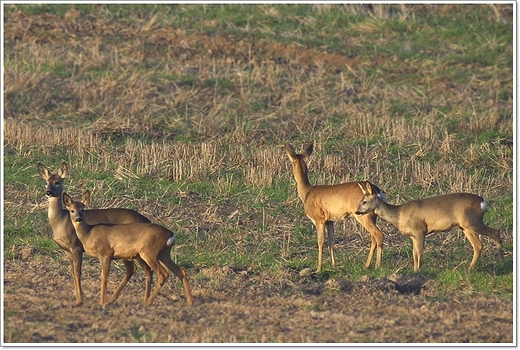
left=63, top=191, right=194, bottom=307
left=285, top=143, right=386, bottom=272
left=355, top=181, right=505, bottom=271
left=37, top=162, right=151, bottom=306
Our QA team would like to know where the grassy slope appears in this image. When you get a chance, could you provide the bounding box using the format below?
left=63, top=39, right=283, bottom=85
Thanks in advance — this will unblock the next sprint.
left=3, top=4, right=514, bottom=298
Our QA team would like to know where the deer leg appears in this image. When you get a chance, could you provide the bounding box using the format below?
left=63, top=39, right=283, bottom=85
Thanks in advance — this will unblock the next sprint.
left=410, top=234, right=425, bottom=272
left=108, top=260, right=136, bottom=303
left=325, top=221, right=336, bottom=267
left=411, top=238, right=418, bottom=271
left=99, top=256, right=112, bottom=306
left=356, top=213, right=384, bottom=269
left=146, top=265, right=168, bottom=307
left=135, top=256, right=153, bottom=303
left=496, top=231, right=505, bottom=264
left=463, top=230, right=483, bottom=270
left=67, top=247, right=84, bottom=306
left=475, top=224, right=504, bottom=264
left=139, top=255, right=168, bottom=306
left=496, top=233, right=505, bottom=264
left=364, top=236, right=377, bottom=269
left=314, top=221, right=326, bottom=272
left=159, top=249, right=194, bottom=307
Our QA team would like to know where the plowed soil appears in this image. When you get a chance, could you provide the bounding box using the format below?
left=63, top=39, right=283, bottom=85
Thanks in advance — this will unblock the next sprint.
left=3, top=253, right=513, bottom=344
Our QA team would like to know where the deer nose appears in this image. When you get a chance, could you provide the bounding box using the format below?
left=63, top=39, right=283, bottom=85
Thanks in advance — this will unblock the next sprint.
left=75, top=218, right=82, bottom=223
left=45, top=190, right=53, bottom=197
left=355, top=211, right=363, bottom=216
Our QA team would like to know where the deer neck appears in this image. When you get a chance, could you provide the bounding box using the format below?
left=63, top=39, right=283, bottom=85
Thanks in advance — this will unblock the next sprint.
left=374, top=200, right=401, bottom=227
left=292, top=162, right=313, bottom=203
left=47, top=194, right=68, bottom=224
left=71, top=219, right=93, bottom=244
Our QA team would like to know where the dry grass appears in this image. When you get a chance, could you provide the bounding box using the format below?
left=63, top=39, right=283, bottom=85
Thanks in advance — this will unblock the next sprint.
left=4, top=5, right=513, bottom=136
left=5, top=118, right=512, bottom=198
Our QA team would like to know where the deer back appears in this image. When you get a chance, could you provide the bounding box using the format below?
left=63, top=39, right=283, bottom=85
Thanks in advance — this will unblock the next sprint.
left=400, top=193, right=485, bottom=233
left=84, top=208, right=150, bottom=225
left=305, top=181, right=384, bottom=222
left=86, top=222, right=174, bottom=260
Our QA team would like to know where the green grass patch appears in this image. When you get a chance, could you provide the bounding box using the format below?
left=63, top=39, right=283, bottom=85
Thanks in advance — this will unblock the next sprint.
left=4, top=213, right=58, bottom=259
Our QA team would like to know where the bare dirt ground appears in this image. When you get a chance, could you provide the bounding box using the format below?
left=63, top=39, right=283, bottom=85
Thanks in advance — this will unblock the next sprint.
left=3, top=252, right=513, bottom=344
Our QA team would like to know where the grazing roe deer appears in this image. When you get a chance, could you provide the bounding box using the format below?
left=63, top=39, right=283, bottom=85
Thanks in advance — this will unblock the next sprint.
left=37, top=162, right=151, bottom=306
left=355, top=181, right=505, bottom=271
left=63, top=191, right=194, bottom=307
left=285, top=143, right=386, bottom=272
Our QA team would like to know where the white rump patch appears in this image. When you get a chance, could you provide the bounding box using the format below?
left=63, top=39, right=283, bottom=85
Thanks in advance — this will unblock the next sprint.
left=166, top=235, right=175, bottom=246
left=481, top=200, right=488, bottom=212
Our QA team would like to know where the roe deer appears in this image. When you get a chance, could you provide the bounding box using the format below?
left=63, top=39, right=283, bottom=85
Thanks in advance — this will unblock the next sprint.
left=285, top=143, right=386, bottom=272
left=37, top=162, right=151, bottom=306
left=355, top=181, right=505, bottom=271
left=63, top=191, right=194, bottom=307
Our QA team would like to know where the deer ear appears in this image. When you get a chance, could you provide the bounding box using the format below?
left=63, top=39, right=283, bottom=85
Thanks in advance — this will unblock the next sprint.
left=285, top=143, right=297, bottom=159
left=57, top=162, right=68, bottom=178
left=358, top=182, right=367, bottom=195
left=365, top=181, right=374, bottom=195
left=81, top=190, right=91, bottom=207
left=63, top=192, right=72, bottom=206
left=303, top=143, right=313, bottom=158
left=37, top=163, right=50, bottom=178
left=377, top=191, right=387, bottom=201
